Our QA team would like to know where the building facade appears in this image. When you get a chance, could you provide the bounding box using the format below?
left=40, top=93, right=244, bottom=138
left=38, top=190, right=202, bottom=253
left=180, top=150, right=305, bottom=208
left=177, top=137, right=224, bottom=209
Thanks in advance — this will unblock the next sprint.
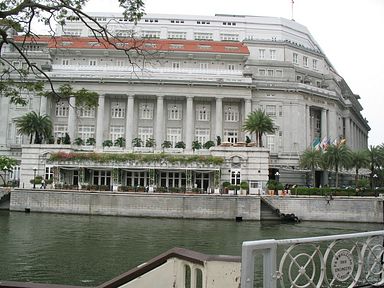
left=0, top=13, right=369, bottom=190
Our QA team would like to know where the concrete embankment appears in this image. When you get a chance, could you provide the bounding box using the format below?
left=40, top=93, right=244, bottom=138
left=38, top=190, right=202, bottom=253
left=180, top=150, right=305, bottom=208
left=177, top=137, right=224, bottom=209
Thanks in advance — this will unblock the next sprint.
left=8, top=189, right=384, bottom=223
left=9, top=189, right=261, bottom=220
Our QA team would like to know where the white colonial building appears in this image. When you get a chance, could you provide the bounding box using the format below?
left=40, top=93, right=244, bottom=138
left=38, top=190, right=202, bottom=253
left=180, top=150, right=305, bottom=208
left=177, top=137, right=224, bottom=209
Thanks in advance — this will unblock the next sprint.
left=0, top=13, right=369, bottom=191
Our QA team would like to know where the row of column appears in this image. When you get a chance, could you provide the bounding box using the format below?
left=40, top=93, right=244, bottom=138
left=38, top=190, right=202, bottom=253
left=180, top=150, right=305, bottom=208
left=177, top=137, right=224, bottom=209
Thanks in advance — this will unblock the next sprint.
left=67, top=94, right=252, bottom=150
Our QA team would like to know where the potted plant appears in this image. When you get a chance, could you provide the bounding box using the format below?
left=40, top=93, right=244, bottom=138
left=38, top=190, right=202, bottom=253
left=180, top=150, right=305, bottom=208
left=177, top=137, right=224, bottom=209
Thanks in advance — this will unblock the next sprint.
left=222, top=181, right=231, bottom=194
left=175, top=141, right=186, bottom=149
left=203, top=140, right=215, bottom=149
left=86, top=137, right=96, bottom=146
left=114, top=137, right=126, bottom=147
left=132, top=137, right=143, bottom=148
left=240, top=181, right=249, bottom=195
left=103, top=140, right=113, bottom=147
left=145, top=138, right=156, bottom=148
left=267, top=180, right=277, bottom=195
left=228, top=184, right=235, bottom=195
left=73, top=137, right=84, bottom=146
left=192, top=140, right=202, bottom=151
left=162, top=140, right=172, bottom=149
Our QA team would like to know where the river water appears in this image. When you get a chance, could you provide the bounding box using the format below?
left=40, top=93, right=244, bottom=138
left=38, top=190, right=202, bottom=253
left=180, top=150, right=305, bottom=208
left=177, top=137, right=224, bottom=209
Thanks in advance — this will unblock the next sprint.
left=0, top=210, right=382, bottom=286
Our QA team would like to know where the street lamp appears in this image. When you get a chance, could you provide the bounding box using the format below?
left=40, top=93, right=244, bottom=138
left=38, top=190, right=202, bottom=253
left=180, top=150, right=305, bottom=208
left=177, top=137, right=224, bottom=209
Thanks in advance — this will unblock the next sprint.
left=33, top=167, right=37, bottom=189
left=3, top=165, right=8, bottom=186
left=275, top=171, right=280, bottom=183
left=373, top=174, right=378, bottom=196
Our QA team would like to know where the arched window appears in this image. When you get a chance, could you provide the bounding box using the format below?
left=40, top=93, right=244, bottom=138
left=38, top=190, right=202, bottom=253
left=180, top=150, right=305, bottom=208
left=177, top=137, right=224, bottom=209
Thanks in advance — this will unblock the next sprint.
left=195, top=268, right=203, bottom=288
left=184, top=264, right=191, bottom=288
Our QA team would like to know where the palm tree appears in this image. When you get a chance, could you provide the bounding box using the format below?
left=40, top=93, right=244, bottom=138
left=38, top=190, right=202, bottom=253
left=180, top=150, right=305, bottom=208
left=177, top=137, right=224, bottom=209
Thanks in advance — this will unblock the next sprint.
left=350, top=150, right=370, bottom=188
left=367, top=145, right=384, bottom=189
left=15, top=111, right=52, bottom=144
left=299, top=149, right=322, bottom=187
left=323, top=143, right=352, bottom=188
left=243, top=109, right=275, bottom=147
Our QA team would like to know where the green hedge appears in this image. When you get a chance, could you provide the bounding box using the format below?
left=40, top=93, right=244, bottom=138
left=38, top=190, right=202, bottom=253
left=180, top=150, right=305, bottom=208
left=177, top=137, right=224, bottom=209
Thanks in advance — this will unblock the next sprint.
left=292, top=187, right=383, bottom=197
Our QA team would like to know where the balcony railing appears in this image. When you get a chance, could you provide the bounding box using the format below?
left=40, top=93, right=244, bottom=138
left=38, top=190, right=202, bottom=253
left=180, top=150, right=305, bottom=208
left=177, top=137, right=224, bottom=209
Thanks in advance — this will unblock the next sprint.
left=241, top=230, right=384, bottom=288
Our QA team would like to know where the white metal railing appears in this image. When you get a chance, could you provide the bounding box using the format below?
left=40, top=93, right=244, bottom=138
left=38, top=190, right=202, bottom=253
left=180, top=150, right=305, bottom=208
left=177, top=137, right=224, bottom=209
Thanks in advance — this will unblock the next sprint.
left=241, top=230, right=384, bottom=288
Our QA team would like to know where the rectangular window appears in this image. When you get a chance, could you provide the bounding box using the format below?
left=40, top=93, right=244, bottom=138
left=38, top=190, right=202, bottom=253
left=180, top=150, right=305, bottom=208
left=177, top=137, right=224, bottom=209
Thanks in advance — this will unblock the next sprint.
left=195, top=128, right=210, bottom=144
left=62, top=59, right=70, bottom=66
left=224, top=129, right=238, bottom=144
left=194, top=32, right=213, bottom=40
left=167, top=128, right=182, bottom=147
left=139, top=103, right=154, bottom=120
left=12, top=61, right=21, bottom=69
left=141, top=30, right=160, bottom=39
left=259, top=49, right=265, bottom=59
left=220, top=33, right=239, bottom=41
left=259, top=69, right=266, bottom=76
left=293, top=53, right=298, bottom=64
left=54, top=124, right=68, bottom=139
left=79, top=107, right=95, bottom=118
left=196, top=104, right=210, bottom=121
left=138, top=127, right=153, bottom=144
left=168, top=32, right=187, bottom=39
left=270, top=49, right=276, bottom=60
left=55, top=102, right=69, bottom=117
left=45, top=166, right=54, bottom=181
left=267, top=69, right=274, bottom=77
left=168, top=104, right=182, bottom=120
left=266, top=105, right=276, bottom=117
left=172, top=62, right=180, bottom=69
left=116, top=60, right=125, bottom=67
left=89, top=59, right=97, bottom=66
left=303, top=56, right=308, bottom=67
left=200, top=63, right=208, bottom=70
left=279, top=106, right=283, bottom=117
left=111, top=102, right=125, bottom=118
left=224, top=105, right=239, bottom=122
left=78, top=125, right=95, bottom=141
left=267, top=134, right=275, bottom=152
left=228, top=64, right=235, bottom=71
left=275, top=70, right=283, bottom=77
left=313, top=59, right=318, bottom=70
left=110, top=126, right=125, bottom=143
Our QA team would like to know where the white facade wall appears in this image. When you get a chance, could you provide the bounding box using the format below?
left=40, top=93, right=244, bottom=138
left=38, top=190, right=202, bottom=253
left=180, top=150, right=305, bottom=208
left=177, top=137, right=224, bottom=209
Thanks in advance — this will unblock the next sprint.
left=0, top=13, right=370, bottom=187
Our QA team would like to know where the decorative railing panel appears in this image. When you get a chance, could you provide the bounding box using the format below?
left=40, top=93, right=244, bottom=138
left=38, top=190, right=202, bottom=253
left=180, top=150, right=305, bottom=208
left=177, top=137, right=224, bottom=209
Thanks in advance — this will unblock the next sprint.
left=241, top=230, right=384, bottom=288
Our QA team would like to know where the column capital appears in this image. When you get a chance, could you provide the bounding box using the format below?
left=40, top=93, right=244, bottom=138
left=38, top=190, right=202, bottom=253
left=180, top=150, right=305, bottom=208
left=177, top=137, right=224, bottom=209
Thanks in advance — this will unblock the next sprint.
left=157, top=95, right=165, bottom=100
left=127, top=94, right=135, bottom=100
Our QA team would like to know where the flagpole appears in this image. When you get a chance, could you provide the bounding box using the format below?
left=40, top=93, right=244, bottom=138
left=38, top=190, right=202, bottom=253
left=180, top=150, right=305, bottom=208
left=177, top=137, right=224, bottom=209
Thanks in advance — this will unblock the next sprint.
left=291, top=0, right=294, bottom=21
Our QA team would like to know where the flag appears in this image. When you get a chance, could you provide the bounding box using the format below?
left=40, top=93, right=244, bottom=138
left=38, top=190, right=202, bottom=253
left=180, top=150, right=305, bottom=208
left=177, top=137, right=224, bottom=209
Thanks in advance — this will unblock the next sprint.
left=320, top=137, right=328, bottom=150
left=312, top=138, right=320, bottom=150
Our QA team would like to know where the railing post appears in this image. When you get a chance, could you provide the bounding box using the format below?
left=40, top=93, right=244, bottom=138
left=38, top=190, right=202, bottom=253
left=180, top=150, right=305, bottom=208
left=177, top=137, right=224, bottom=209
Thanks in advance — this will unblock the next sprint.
left=241, top=239, right=277, bottom=288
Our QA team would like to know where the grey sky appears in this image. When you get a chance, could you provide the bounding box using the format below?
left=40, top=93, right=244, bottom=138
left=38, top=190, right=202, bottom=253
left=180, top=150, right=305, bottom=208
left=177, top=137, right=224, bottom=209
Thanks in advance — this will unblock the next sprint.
left=83, top=0, right=384, bottom=146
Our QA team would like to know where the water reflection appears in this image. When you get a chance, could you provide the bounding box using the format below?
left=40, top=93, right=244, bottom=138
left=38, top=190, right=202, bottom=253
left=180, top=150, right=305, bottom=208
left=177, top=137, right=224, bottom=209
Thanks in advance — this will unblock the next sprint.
left=0, top=211, right=381, bottom=286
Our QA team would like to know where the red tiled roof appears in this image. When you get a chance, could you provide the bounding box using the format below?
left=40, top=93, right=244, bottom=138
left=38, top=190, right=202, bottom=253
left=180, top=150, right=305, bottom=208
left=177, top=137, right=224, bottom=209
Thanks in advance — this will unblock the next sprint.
left=13, top=36, right=249, bottom=55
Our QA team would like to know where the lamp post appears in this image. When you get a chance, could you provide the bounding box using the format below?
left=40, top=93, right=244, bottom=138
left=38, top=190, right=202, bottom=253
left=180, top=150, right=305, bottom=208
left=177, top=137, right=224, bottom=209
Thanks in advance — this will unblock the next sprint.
left=373, top=174, right=378, bottom=196
left=3, top=165, right=8, bottom=187
left=33, top=167, right=37, bottom=189
left=275, top=171, right=280, bottom=183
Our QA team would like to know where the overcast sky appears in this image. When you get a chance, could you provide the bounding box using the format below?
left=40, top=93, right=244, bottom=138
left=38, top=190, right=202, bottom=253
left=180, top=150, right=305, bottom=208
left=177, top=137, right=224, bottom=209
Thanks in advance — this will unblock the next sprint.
left=83, top=0, right=384, bottom=146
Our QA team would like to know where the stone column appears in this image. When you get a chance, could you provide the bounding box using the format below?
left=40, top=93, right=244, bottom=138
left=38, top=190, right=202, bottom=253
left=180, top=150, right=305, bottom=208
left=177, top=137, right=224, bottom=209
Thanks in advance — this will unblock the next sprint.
left=244, top=98, right=252, bottom=141
left=125, top=95, right=134, bottom=149
left=321, top=108, right=327, bottom=139
left=39, top=95, right=48, bottom=116
left=306, top=105, right=311, bottom=147
left=155, top=95, right=164, bottom=149
left=67, top=96, right=76, bottom=141
left=328, top=109, right=337, bottom=143
left=0, top=96, right=9, bottom=145
left=95, top=94, right=105, bottom=148
left=215, top=97, right=223, bottom=142
left=185, top=96, right=194, bottom=151
left=344, top=117, right=351, bottom=144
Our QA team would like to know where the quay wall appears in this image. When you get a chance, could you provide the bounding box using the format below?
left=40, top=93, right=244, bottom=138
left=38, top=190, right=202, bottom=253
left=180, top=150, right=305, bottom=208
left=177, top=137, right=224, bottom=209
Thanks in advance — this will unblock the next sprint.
left=9, top=189, right=261, bottom=220
left=267, top=196, right=384, bottom=223
left=8, top=190, right=384, bottom=223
